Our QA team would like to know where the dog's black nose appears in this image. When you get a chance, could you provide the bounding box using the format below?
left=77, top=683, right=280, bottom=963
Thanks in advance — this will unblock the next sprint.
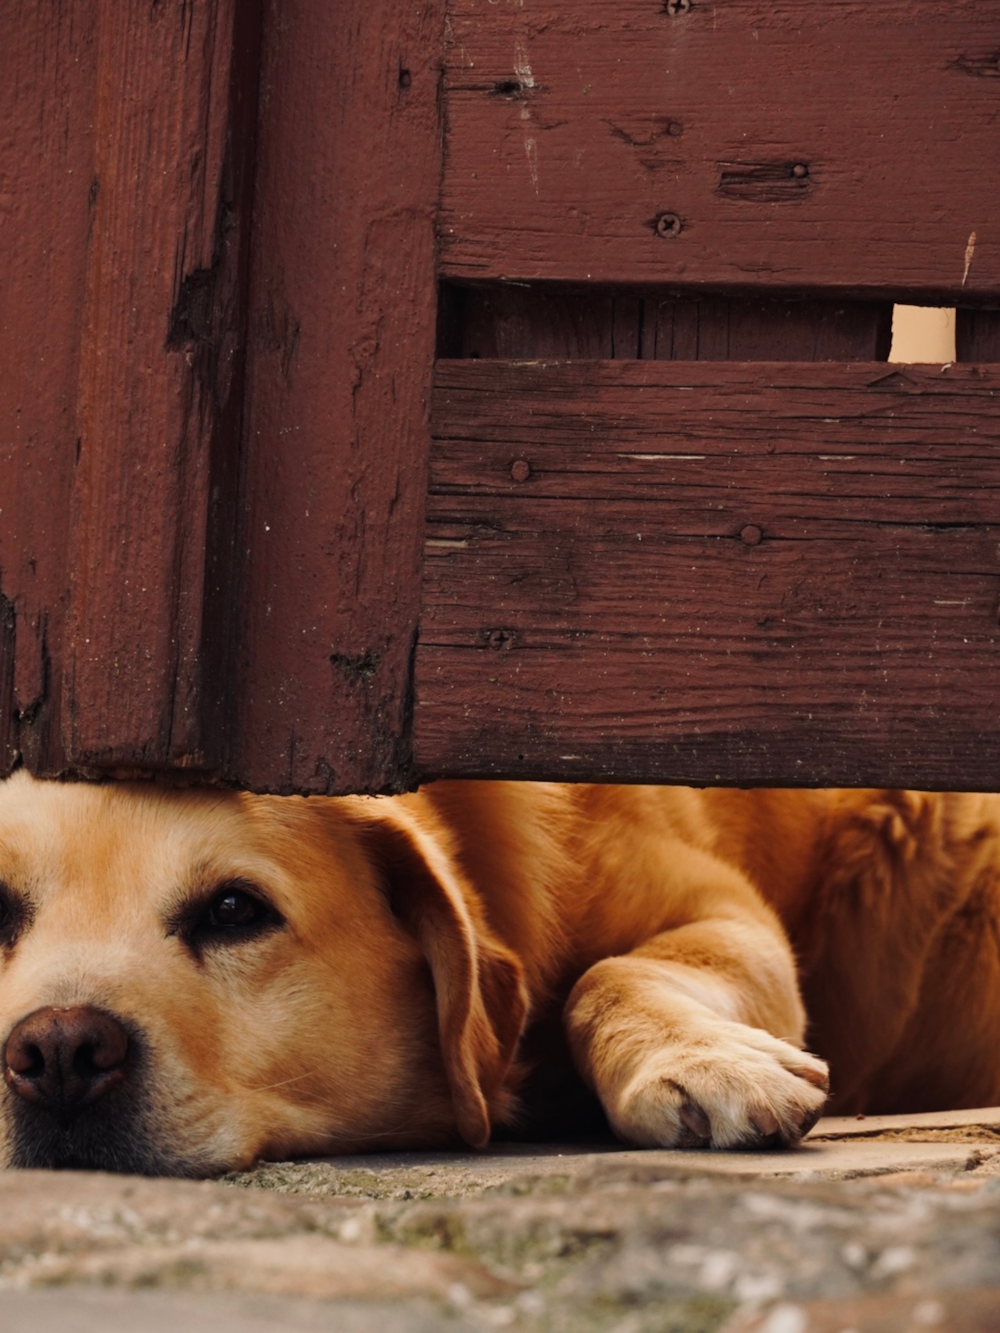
left=4, top=1006, right=129, bottom=1117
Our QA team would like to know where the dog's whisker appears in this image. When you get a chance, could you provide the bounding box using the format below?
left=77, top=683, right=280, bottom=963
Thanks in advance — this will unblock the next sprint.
left=246, top=1070, right=319, bottom=1094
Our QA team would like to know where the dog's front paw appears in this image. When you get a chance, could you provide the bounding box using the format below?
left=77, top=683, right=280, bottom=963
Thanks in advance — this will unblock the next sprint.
left=608, top=1022, right=829, bottom=1150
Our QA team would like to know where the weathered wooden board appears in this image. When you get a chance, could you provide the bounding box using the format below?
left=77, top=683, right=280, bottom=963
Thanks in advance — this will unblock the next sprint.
left=441, top=286, right=893, bottom=360
left=0, top=3, right=98, bottom=775
left=232, top=0, right=446, bottom=793
left=414, top=360, right=1000, bottom=788
left=1, top=2, right=259, bottom=779
left=66, top=0, right=259, bottom=773
left=441, top=0, right=1000, bottom=299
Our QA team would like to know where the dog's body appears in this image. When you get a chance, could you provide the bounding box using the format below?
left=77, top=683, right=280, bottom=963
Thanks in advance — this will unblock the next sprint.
left=0, top=772, right=998, bottom=1175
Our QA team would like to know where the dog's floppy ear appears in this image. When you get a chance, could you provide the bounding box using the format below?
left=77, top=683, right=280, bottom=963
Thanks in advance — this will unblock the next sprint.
left=345, top=802, right=528, bottom=1149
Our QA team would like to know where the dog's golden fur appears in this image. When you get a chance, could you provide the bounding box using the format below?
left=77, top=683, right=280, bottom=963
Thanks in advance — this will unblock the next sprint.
left=0, top=772, right=998, bottom=1174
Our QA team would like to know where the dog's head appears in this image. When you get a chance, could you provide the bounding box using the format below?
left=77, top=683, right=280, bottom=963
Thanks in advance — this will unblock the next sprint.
left=0, top=772, right=526, bottom=1175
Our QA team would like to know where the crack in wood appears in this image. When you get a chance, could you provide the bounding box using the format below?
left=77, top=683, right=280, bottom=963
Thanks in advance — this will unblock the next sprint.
left=717, top=161, right=813, bottom=202
left=951, top=51, right=1000, bottom=78
left=167, top=266, right=216, bottom=349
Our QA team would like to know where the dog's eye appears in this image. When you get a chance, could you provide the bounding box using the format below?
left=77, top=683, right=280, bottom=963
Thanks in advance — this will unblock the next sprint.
left=0, top=882, right=28, bottom=949
left=207, top=888, right=264, bottom=929
left=180, top=881, right=283, bottom=951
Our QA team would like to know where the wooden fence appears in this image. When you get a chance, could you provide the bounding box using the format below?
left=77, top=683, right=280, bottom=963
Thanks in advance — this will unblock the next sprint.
left=2, top=1, right=999, bottom=793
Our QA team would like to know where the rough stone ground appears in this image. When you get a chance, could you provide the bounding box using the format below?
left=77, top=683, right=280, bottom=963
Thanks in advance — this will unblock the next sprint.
left=3, top=1109, right=1000, bottom=1332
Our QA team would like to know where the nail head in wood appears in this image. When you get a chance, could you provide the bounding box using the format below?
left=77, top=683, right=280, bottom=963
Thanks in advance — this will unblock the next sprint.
left=511, top=459, right=532, bottom=482
left=740, top=524, right=764, bottom=547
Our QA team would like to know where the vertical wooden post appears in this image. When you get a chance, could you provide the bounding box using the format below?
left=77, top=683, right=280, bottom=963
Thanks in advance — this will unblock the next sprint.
left=232, top=0, right=446, bottom=793
left=64, top=0, right=260, bottom=772
left=0, top=5, right=99, bottom=775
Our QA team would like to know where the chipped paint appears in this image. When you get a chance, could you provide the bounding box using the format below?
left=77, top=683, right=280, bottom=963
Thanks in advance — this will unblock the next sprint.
left=514, top=42, right=540, bottom=193
left=962, top=230, right=977, bottom=287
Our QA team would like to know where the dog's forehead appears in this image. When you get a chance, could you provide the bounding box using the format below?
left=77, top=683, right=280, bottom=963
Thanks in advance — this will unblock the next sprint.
left=0, top=772, right=260, bottom=895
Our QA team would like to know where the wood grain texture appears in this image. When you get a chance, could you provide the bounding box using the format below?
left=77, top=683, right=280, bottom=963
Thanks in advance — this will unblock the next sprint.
left=414, top=360, right=1000, bottom=788
left=442, top=286, right=892, bottom=360
left=958, top=309, right=1000, bottom=362
left=232, top=0, right=446, bottom=794
left=65, top=0, right=258, bottom=771
left=0, top=2, right=98, bottom=774
left=441, top=0, right=1000, bottom=299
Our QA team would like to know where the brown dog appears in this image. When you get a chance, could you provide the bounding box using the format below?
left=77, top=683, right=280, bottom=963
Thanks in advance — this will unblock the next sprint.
left=0, top=772, right=997, bottom=1176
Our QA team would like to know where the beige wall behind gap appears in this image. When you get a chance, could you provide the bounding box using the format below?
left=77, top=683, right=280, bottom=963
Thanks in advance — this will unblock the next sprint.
left=890, top=305, right=956, bottom=363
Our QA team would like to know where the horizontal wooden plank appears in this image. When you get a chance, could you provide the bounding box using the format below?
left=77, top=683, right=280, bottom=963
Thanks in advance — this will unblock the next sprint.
left=441, top=0, right=1000, bottom=299
left=414, top=361, right=1000, bottom=788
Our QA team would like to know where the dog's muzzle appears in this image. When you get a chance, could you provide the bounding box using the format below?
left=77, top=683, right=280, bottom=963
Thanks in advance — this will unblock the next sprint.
left=0, top=1005, right=180, bottom=1174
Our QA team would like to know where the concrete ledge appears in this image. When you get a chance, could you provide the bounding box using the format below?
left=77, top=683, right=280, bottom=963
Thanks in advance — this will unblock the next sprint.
left=1, top=1110, right=999, bottom=1332
left=811, top=1106, right=1000, bottom=1139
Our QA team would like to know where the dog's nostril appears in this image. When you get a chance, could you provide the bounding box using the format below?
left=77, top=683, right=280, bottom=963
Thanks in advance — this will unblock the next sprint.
left=8, top=1039, right=44, bottom=1078
left=4, top=1005, right=130, bottom=1115
left=24, top=1044, right=43, bottom=1080
left=74, top=1043, right=100, bottom=1080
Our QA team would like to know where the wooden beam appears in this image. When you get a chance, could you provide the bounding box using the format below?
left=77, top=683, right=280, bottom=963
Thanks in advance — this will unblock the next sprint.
left=441, top=0, right=1000, bottom=300
left=65, top=0, right=259, bottom=773
left=0, top=4, right=98, bottom=775
left=415, top=360, right=1000, bottom=788
left=231, top=0, right=446, bottom=794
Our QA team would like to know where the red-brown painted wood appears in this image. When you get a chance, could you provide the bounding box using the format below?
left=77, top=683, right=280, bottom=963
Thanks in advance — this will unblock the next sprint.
left=5, top=0, right=998, bottom=796
left=441, top=0, right=1000, bottom=300
left=442, top=286, right=892, bottom=361
left=65, top=1, right=258, bottom=773
left=414, top=360, right=1000, bottom=788
left=0, top=4, right=99, bottom=775
left=232, top=0, right=447, bottom=794
left=958, top=310, right=1000, bottom=362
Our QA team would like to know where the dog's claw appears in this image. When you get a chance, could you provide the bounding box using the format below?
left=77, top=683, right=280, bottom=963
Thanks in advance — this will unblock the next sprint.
left=797, top=1104, right=824, bottom=1138
left=800, top=1064, right=831, bottom=1092
left=679, top=1098, right=711, bottom=1143
left=749, top=1108, right=780, bottom=1138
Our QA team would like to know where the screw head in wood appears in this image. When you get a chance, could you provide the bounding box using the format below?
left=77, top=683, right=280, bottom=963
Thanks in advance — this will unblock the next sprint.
left=664, top=0, right=691, bottom=14
left=510, top=459, right=532, bottom=482
left=654, top=212, right=683, bottom=239
left=740, top=524, right=763, bottom=547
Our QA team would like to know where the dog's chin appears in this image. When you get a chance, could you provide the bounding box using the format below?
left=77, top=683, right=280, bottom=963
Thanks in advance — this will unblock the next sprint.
left=5, top=1093, right=217, bottom=1178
